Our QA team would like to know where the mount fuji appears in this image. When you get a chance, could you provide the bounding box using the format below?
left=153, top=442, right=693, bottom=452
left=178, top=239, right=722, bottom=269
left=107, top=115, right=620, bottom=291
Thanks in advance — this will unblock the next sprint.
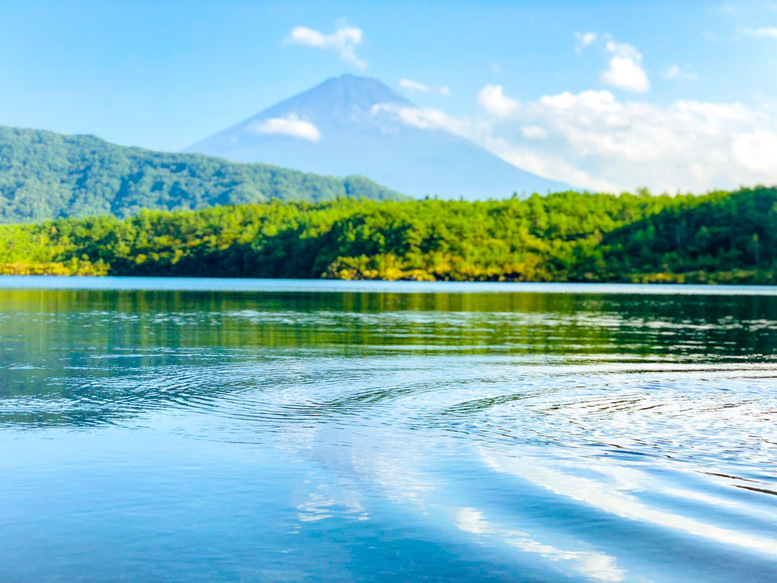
left=185, top=75, right=571, bottom=199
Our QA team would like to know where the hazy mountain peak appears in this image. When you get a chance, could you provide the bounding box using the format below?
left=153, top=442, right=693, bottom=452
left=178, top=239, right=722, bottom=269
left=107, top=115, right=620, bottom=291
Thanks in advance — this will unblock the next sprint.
left=251, top=74, right=411, bottom=126
left=185, top=76, right=571, bottom=199
left=306, top=74, right=411, bottom=107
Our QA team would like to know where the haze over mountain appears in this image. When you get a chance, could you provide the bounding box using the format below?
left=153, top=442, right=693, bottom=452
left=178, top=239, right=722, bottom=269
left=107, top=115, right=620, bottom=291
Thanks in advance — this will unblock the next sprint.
left=0, top=126, right=400, bottom=224
left=185, top=75, right=571, bottom=199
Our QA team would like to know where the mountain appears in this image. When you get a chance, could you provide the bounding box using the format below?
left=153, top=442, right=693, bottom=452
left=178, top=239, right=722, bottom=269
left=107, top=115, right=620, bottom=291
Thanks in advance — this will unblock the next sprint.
left=184, top=75, right=571, bottom=200
left=0, top=126, right=402, bottom=224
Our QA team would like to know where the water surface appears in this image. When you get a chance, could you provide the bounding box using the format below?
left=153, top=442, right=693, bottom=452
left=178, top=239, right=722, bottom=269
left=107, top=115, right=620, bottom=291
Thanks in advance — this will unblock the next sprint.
left=1, top=278, right=776, bottom=582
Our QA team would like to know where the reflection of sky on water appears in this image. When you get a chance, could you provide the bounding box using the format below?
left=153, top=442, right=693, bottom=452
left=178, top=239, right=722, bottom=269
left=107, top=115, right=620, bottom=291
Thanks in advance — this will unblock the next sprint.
left=281, top=410, right=627, bottom=582
left=482, top=452, right=777, bottom=558
left=456, top=508, right=624, bottom=582
left=1, top=284, right=777, bottom=581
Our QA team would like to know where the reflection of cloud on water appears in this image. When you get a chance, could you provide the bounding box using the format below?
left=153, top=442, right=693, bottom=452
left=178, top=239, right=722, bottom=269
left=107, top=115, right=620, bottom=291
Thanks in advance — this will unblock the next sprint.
left=297, top=493, right=335, bottom=523
left=457, top=508, right=624, bottom=582
left=482, top=450, right=777, bottom=557
left=296, top=489, right=368, bottom=523
left=293, top=421, right=625, bottom=581
left=354, top=456, right=434, bottom=507
left=358, top=454, right=625, bottom=581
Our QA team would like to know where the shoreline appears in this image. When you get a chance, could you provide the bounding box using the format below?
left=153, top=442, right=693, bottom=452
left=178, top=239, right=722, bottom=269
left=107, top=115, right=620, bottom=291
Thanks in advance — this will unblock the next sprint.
left=0, top=275, right=775, bottom=295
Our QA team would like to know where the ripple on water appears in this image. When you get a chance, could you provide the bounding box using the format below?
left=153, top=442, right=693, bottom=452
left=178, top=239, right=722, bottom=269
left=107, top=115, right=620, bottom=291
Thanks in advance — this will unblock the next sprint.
left=2, top=289, right=777, bottom=581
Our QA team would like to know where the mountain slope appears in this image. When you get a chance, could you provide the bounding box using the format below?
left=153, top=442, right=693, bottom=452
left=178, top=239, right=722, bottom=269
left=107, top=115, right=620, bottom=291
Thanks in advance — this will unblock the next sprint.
left=0, top=126, right=402, bottom=224
left=185, top=75, right=571, bottom=200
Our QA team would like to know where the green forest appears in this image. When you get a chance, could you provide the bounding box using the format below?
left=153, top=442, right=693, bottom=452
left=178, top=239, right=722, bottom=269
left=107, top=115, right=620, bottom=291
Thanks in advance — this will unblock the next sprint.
left=0, top=126, right=401, bottom=223
left=0, top=186, right=774, bottom=283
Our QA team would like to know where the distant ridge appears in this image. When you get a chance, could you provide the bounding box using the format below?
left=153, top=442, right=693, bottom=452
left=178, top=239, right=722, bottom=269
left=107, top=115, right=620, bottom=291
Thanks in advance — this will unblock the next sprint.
left=185, top=74, right=571, bottom=200
left=0, top=125, right=402, bottom=224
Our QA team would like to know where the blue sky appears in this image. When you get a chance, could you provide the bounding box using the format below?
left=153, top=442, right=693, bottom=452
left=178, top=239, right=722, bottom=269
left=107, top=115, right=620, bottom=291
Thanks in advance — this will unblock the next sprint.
left=1, top=0, right=777, bottom=191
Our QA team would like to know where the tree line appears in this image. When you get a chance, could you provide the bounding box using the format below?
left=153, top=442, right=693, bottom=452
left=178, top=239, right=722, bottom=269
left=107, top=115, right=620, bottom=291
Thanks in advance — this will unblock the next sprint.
left=0, top=187, right=774, bottom=283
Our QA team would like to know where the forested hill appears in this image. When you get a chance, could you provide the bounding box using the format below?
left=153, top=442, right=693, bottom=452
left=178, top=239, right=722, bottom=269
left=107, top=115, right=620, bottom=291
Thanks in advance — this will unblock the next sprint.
left=0, top=126, right=402, bottom=223
left=0, top=187, right=775, bottom=283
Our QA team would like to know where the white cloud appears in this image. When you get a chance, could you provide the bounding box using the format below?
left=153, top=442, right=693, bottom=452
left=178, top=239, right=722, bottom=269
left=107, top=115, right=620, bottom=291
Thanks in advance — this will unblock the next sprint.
left=373, top=79, right=777, bottom=193
left=400, top=78, right=429, bottom=92
left=539, top=89, right=616, bottom=111
left=601, top=40, right=650, bottom=92
left=399, top=78, right=450, bottom=96
left=249, top=114, right=322, bottom=142
left=478, top=84, right=519, bottom=117
left=604, top=40, right=640, bottom=60
left=521, top=126, right=548, bottom=139
left=664, top=65, right=699, bottom=81
left=732, top=129, right=777, bottom=172
left=466, top=85, right=777, bottom=192
left=286, top=24, right=367, bottom=69
left=575, top=31, right=597, bottom=54
left=744, top=27, right=777, bottom=38
left=371, top=103, right=469, bottom=136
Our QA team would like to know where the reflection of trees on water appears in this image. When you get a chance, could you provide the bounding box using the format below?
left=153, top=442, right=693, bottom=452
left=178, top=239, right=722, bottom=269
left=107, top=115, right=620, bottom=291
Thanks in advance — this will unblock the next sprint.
left=0, top=289, right=776, bottom=428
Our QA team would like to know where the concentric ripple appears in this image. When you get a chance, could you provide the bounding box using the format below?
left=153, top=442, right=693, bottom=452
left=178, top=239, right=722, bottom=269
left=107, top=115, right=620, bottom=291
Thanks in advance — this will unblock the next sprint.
left=0, top=284, right=776, bottom=582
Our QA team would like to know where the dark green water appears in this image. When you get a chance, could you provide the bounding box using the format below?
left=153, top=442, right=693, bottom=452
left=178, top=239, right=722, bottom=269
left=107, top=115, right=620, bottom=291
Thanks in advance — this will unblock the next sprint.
left=0, top=278, right=776, bottom=582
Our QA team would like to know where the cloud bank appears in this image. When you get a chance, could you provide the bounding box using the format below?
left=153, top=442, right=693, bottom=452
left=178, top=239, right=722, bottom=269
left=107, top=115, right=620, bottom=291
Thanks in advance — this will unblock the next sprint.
left=473, top=86, right=777, bottom=192
left=377, top=84, right=777, bottom=193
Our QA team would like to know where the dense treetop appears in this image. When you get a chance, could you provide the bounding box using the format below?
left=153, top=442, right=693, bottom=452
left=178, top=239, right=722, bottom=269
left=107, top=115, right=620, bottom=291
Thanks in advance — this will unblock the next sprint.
left=0, top=187, right=774, bottom=283
left=0, top=126, right=402, bottom=223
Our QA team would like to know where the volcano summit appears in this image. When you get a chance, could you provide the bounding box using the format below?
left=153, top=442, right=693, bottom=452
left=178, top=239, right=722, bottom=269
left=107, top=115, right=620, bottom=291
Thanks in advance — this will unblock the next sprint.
left=185, top=75, right=570, bottom=199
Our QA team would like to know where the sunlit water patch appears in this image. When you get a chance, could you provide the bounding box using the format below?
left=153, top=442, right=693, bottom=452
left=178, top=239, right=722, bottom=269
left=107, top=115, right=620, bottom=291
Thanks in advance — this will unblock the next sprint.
left=0, top=280, right=776, bottom=582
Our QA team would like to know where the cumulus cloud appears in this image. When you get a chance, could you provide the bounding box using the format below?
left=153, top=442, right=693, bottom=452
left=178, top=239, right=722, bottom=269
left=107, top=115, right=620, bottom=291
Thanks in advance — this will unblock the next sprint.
left=575, top=31, right=597, bottom=54
left=469, top=84, right=777, bottom=192
left=249, top=114, right=322, bottom=142
left=732, top=129, right=777, bottom=172
left=399, top=78, right=450, bottom=95
left=601, top=40, right=650, bottom=92
left=286, top=24, right=367, bottom=68
left=477, top=84, right=519, bottom=117
left=372, top=76, right=777, bottom=193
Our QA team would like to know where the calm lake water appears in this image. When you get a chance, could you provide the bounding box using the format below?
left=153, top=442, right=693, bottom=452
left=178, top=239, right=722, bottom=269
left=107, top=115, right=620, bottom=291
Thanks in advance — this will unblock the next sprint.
left=1, top=277, right=776, bottom=582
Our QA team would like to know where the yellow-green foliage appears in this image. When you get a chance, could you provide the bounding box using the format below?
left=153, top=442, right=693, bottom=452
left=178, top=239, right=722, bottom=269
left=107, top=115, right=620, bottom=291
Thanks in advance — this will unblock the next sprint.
left=0, top=187, right=774, bottom=283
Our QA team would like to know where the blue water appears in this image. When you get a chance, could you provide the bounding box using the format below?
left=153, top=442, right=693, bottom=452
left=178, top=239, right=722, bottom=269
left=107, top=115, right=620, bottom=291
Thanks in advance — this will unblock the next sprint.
left=0, top=277, right=776, bottom=581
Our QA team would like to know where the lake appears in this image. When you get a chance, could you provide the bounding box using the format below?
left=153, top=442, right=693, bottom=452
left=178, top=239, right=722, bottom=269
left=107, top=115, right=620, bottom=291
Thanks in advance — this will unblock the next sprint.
left=1, top=277, right=775, bottom=582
